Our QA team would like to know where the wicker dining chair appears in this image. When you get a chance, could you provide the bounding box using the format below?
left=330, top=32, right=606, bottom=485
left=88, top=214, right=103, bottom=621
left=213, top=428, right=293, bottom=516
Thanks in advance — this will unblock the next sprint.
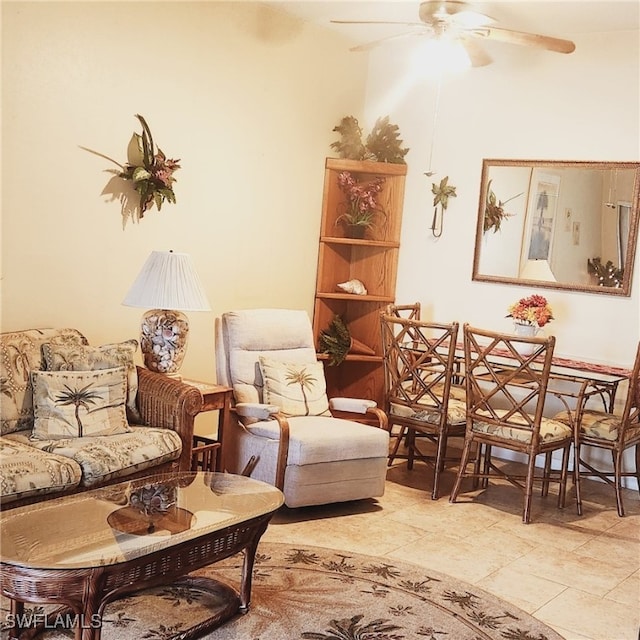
left=554, top=341, right=640, bottom=517
left=380, top=311, right=466, bottom=499
left=449, top=324, right=573, bottom=523
left=383, top=303, right=423, bottom=465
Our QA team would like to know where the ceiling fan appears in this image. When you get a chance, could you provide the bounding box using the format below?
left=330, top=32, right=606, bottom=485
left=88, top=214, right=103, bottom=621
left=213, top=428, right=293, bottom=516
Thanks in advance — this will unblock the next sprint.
left=331, top=0, right=576, bottom=67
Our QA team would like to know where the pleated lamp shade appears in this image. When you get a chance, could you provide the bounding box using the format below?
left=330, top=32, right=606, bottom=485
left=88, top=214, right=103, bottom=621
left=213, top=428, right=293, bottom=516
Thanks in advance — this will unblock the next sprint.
left=123, top=251, right=211, bottom=376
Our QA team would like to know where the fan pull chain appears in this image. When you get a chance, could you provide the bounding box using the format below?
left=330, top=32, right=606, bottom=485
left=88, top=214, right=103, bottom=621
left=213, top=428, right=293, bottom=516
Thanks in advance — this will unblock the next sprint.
left=424, top=75, right=442, bottom=178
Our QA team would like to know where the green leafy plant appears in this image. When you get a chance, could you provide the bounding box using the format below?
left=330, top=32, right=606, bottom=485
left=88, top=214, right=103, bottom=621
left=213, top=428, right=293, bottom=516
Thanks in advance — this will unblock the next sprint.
left=330, top=116, right=366, bottom=161
left=587, top=257, right=623, bottom=288
left=365, top=116, right=409, bottom=164
left=318, top=315, right=352, bottom=366
left=330, top=115, right=409, bottom=164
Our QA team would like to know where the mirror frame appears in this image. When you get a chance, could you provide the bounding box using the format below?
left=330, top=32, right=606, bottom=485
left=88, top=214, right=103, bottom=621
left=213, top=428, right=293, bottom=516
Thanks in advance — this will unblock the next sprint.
left=472, top=159, right=640, bottom=296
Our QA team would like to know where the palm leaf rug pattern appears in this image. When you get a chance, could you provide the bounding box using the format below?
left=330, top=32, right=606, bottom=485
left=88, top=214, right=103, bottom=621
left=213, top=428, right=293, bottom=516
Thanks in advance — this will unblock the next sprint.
left=0, top=543, right=563, bottom=640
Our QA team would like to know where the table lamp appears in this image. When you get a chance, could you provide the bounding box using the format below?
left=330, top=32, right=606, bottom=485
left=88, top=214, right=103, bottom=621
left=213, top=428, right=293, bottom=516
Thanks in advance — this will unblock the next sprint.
left=123, top=250, right=211, bottom=377
left=519, top=259, right=557, bottom=282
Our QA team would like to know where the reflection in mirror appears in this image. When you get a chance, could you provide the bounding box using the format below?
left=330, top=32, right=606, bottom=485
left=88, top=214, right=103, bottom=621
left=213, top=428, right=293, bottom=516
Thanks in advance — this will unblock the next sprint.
left=473, top=160, right=640, bottom=296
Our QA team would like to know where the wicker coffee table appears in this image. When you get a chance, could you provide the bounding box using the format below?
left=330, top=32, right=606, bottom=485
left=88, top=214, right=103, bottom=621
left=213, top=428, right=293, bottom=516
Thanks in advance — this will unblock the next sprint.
left=0, top=472, right=284, bottom=640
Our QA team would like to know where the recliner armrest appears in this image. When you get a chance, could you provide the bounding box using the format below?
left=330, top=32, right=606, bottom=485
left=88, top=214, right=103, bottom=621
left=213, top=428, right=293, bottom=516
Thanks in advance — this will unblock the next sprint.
left=236, top=402, right=281, bottom=420
left=329, top=397, right=377, bottom=414
left=329, top=397, right=389, bottom=432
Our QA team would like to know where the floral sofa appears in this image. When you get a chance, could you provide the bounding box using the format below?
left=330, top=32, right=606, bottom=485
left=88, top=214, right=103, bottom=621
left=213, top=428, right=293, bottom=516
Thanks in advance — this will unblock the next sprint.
left=0, top=328, right=203, bottom=509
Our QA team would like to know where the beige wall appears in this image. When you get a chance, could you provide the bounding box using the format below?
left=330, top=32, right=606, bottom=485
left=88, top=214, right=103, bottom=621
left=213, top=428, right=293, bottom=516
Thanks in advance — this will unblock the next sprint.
left=2, top=2, right=639, bottom=484
left=365, top=27, right=640, bottom=368
left=1, top=0, right=367, bottom=382
left=2, top=3, right=639, bottom=375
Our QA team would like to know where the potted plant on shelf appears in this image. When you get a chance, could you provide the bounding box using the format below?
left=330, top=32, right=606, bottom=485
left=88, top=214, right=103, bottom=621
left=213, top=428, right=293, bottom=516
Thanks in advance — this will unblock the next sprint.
left=318, top=316, right=375, bottom=366
left=335, top=171, right=386, bottom=238
left=330, top=115, right=409, bottom=164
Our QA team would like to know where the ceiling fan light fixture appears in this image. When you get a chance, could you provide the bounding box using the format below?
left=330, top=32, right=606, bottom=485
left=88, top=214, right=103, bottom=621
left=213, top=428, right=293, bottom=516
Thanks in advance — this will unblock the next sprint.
left=411, top=37, right=472, bottom=75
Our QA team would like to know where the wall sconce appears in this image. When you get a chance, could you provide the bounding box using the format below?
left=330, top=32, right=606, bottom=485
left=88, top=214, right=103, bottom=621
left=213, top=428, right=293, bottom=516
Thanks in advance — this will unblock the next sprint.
left=123, top=250, right=210, bottom=376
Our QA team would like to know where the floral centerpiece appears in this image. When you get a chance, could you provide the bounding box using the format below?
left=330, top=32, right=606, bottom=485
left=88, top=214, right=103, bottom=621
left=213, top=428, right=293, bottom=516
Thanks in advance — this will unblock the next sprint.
left=506, top=294, right=554, bottom=328
left=335, top=171, right=386, bottom=237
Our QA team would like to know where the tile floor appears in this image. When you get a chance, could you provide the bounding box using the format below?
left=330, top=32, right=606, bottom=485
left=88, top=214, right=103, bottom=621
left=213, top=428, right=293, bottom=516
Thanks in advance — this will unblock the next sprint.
left=261, top=455, right=640, bottom=640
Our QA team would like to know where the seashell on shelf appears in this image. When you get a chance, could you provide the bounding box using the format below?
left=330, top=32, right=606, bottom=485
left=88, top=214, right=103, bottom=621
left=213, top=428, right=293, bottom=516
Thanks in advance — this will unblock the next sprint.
left=337, top=279, right=367, bottom=295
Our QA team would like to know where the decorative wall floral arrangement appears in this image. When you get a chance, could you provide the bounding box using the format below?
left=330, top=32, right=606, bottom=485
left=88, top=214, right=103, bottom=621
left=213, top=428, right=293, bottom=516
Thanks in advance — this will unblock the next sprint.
left=429, top=175, right=457, bottom=238
left=484, top=179, right=522, bottom=234
left=82, top=114, right=180, bottom=225
left=330, top=116, right=409, bottom=164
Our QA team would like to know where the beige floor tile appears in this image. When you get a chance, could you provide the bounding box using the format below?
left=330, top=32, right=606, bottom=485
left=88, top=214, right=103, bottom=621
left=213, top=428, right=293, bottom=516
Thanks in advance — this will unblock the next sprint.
left=551, top=624, right=596, bottom=640
left=534, top=587, right=640, bottom=640
left=264, top=507, right=428, bottom=556
left=261, top=460, right=640, bottom=640
left=476, top=566, right=567, bottom=613
left=605, top=570, right=640, bottom=607
left=488, top=514, right=608, bottom=552
left=606, top=516, right=640, bottom=541
left=573, top=522, right=640, bottom=565
left=387, top=533, right=515, bottom=583
left=507, top=545, right=635, bottom=597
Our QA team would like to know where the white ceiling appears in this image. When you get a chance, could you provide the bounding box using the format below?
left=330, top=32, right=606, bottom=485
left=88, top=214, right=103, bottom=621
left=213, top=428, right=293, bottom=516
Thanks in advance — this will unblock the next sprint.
left=267, top=1, right=640, bottom=48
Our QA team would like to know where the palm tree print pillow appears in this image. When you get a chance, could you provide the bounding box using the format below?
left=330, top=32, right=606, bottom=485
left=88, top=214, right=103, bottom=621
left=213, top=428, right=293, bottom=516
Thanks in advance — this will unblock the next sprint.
left=258, top=357, right=331, bottom=417
left=30, top=367, right=130, bottom=440
left=42, top=339, right=141, bottom=423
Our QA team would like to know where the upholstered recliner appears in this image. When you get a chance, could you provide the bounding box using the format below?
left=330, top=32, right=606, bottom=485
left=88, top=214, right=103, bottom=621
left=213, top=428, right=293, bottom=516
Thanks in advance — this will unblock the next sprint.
left=215, top=308, right=391, bottom=508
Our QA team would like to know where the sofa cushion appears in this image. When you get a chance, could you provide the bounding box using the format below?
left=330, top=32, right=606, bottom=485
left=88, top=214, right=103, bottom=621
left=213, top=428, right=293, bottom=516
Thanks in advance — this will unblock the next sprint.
left=259, top=356, right=330, bottom=417
left=42, top=339, right=141, bottom=422
left=0, top=437, right=82, bottom=505
left=31, top=367, right=130, bottom=440
left=4, top=426, right=182, bottom=487
left=1, top=328, right=88, bottom=435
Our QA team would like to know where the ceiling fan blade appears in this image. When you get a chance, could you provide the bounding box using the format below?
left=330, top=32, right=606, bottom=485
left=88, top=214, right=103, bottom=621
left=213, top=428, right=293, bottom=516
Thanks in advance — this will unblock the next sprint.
left=331, top=20, right=425, bottom=27
left=349, top=30, right=427, bottom=53
left=460, top=36, right=492, bottom=67
left=476, top=26, right=575, bottom=54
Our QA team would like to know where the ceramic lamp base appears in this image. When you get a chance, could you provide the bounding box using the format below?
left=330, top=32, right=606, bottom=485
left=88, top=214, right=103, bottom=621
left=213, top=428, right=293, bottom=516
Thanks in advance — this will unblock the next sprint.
left=139, top=309, right=189, bottom=375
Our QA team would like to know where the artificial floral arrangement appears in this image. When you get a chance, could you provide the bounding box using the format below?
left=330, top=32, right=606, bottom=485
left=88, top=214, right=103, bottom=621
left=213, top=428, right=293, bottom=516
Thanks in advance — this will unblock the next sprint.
left=335, top=171, right=386, bottom=234
left=484, top=179, right=522, bottom=234
left=331, top=115, right=409, bottom=164
left=506, top=294, right=554, bottom=327
left=83, top=114, right=180, bottom=222
left=587, top=256, right=623, bottom=288
left=430, top=175, right=457, bottom=237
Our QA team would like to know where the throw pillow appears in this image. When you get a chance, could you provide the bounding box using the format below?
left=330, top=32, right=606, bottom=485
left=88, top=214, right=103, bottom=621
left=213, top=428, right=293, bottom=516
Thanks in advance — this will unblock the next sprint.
left=258, top=356, right=331, bottom=417
left=31, top=367, right=130, bottom=440
left=42, top=339, right=141, bottom=423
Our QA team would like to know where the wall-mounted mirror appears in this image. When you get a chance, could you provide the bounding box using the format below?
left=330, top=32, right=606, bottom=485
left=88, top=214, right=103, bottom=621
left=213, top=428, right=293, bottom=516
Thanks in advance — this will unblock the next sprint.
left=473, top=159, right=640, bottom=296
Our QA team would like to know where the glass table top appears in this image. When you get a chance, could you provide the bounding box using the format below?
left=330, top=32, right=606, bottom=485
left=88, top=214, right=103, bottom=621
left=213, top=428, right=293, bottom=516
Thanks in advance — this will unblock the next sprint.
left=0, top=472, right=284, bottom=570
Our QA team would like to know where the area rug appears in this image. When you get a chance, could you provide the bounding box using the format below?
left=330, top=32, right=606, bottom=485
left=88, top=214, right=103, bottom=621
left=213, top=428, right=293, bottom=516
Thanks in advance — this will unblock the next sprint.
left=0, top=542, right=564, bottom=640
